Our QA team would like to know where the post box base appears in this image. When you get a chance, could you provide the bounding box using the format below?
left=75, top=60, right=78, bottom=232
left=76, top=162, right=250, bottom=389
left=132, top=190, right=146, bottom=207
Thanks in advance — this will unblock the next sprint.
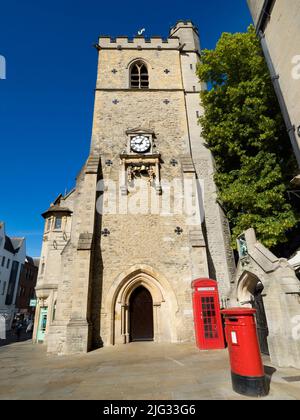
left=231, top=372, right=269, bottom=398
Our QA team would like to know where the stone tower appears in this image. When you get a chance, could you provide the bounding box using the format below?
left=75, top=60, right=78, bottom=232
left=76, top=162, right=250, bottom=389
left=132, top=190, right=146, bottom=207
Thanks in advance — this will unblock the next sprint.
left=34, top=21, right=235, bottom=354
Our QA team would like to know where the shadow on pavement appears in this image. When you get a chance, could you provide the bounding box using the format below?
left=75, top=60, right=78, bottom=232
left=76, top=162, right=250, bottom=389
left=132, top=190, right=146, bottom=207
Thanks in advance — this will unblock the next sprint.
left=0, top=330, right=33, bottom=348
left=264, top=365, right=277, bottom=392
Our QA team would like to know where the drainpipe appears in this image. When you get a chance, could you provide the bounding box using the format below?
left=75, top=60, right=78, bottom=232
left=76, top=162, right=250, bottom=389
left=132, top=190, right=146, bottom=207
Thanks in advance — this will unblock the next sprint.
left=259, top=31, right=300, bottom=168
left=255, top=0, right=274, bottom=33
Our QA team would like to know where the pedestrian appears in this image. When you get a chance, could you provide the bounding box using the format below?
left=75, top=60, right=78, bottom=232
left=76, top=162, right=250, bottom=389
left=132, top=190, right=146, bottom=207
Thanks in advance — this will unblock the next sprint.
left=11, top=319, right=16, bottom=331
left=26, top=320, right=33, bottom=334
left=15, top=322, right=23, bottom=341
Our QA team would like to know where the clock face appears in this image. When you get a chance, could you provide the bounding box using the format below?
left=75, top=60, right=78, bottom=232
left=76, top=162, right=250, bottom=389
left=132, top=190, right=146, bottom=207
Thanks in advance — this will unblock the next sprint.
left=130, top=136, right=151, bottom=153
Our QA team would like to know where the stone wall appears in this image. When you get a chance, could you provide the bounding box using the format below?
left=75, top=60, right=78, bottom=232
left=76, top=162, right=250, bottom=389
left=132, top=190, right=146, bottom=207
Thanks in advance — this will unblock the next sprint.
left=232, top=229, right=300, bottom=369
left=36, top=21, right=236, bottom=354
left=248, top=0, right=300, bottom=152
left=247, top=0, right=265, bottom=25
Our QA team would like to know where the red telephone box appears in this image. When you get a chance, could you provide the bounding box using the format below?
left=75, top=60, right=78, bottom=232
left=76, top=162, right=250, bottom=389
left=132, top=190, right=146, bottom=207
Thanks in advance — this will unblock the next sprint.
left=192, top=278, right=225, bottom=350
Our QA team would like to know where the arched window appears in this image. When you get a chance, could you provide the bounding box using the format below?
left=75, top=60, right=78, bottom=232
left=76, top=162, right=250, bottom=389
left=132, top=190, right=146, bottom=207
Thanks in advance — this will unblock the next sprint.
left=130, top=62, right=149, bottom=89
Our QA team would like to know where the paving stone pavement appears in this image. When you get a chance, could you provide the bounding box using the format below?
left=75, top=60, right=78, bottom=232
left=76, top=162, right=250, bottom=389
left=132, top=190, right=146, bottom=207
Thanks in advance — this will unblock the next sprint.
left=0, top=341, right=300, bottom=400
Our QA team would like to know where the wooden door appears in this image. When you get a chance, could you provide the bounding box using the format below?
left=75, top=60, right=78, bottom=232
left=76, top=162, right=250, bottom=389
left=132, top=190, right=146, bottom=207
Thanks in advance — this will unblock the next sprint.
left=130, top=286, right=154, bottom=342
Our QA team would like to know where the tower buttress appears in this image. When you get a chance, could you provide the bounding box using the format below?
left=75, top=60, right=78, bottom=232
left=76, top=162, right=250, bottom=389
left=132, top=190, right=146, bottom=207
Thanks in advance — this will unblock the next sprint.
left=169, top=21, right=201, bottom=52
left=171, top=20, right=236, bottom=295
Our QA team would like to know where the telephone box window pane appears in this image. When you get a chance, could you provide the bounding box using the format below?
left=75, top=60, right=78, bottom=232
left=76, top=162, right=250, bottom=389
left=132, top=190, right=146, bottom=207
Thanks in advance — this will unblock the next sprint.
left=201, top=295, right=219, bottom=340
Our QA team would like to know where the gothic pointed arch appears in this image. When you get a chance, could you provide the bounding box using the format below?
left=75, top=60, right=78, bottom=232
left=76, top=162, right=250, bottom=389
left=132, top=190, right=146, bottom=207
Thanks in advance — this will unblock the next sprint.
left=237, top=270, right=264, bottom=305
left=126, top=57, right=153, bottom=70
left=106, top=265, right=178, bottom=311
left=104, top=265, right=179, bottom=345
left=129, top=60, right=149, bottom=89
left=236, top=270, right=270, bottom=355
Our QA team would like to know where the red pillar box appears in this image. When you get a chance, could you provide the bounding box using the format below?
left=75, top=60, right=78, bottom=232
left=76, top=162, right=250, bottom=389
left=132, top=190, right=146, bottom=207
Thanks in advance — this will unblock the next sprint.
left=192, top=279, right=225, bottom=350
left=221, top=308, right=269, bottom=397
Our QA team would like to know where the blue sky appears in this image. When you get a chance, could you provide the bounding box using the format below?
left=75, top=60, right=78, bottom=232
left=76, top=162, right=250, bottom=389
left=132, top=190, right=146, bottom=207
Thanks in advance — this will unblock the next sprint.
left=0, top=0, right=252, bottom=256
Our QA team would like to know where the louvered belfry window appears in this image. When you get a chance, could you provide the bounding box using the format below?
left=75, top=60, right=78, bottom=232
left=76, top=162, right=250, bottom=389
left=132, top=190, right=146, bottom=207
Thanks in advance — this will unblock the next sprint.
left=130, top=62, right=149, bottom=89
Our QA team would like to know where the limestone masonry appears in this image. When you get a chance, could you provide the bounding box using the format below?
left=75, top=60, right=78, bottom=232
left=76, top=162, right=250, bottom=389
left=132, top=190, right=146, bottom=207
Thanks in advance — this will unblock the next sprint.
left=34, top=21, right=235, bottom=354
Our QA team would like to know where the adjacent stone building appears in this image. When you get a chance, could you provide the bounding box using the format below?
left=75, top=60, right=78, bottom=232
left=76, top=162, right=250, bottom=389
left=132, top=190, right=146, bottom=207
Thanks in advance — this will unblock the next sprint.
left=34, top=21, right=235, bottom=354
left=246, top=1, right=300, bottom=369
left=247, top=0, right=300, bottom=167
left=289, top=252, right=300, bottom=280
left=16, top=256, right=39, bottom=320
left=231, top=229, right=300, bottom=369
left=0, top=222, right=26, bottom=329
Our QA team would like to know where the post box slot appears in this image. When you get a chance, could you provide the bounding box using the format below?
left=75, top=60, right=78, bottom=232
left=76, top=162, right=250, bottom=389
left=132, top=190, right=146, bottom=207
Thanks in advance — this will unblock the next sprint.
left=228, top=318, right=239, bottom=322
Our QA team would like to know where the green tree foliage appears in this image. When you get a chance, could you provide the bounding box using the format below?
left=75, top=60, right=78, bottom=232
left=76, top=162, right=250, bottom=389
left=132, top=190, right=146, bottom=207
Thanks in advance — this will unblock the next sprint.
left=197, top=25, right=299, bottom=249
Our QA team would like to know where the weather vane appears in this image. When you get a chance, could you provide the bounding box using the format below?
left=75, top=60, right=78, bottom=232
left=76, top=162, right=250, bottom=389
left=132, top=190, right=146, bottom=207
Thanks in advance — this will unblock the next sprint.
left=138, top=28, right=146, bottom=36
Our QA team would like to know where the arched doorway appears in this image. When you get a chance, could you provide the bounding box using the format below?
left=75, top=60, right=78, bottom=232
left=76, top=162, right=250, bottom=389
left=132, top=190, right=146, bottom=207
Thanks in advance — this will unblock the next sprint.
left=129, top=286, right=154, bottom=342
left=251, top=281, right=270, bottom=355
left=104, top=265, right=179, bottom=345
left=237, top=271, right=270, bottom=356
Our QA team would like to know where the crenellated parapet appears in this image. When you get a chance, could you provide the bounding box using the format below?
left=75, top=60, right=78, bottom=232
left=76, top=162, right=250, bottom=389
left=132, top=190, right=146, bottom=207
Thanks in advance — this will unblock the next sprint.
left=169, top=20, right=199, bottom=36
left=98, top=36, right=180, bottom=50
